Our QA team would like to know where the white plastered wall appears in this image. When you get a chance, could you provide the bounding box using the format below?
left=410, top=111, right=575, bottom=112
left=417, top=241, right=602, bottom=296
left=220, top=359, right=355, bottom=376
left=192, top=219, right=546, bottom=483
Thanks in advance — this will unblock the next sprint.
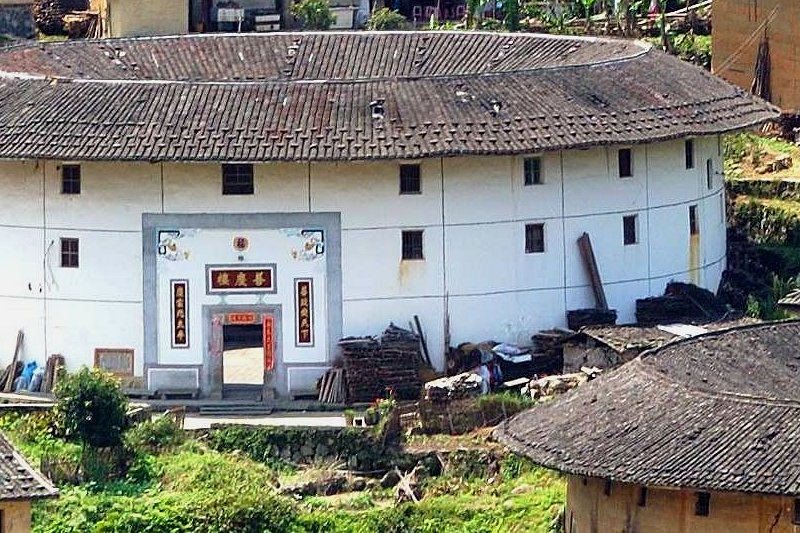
left=0, top=136, right=726, bottom=375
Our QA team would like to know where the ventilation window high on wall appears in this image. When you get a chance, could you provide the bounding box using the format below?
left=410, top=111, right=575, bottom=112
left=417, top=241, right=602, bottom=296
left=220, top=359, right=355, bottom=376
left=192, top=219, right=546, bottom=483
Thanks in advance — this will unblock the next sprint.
left=689, top=205, right=699, bottom=236
left=695, top=492, right=710, bottom=516
left=706, top=158, right=714, bottom=189
left=222, top=163, right=254, bottom=195
left=623, top=215, right=638, bottom=245
left=793, top=498, right=800, bottom=525
left=618, top=148, right=633, bottom=178
left=685, top=139, right=695, bottom=169
left=637, top=487, right=648, bottom=507
left=61, top=164, right=81, bottom=195
left=402, top=230, right=424, bottom=260
left=60, top=238, right=79, bottom=268
left=399, top=164, right=421, bottom=194
left=525, top=223, right=545, bottom=254
left=524, top=157, right=542, bottom=185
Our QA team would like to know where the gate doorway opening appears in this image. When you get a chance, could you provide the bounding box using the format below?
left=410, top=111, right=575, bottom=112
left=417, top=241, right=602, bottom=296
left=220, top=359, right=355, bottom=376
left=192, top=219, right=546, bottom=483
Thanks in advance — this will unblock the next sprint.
left=222, top=323, right=265, bottom=400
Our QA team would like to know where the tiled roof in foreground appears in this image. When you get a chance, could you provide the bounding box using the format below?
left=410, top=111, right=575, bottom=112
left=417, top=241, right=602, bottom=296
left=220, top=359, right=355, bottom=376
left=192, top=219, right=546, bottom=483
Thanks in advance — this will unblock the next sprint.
left=496, top=320, right=800, bottom=496
left=0, top=31, right=779, bottom=162
left=0, top=432, right=58, bottom=501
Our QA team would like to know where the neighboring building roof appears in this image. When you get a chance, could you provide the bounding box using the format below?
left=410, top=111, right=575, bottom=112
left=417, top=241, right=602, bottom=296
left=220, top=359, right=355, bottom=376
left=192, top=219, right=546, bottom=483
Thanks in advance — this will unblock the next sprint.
left=575, top=318, right=758, bottom=353
left=0, top=432, right=58, bottom=501
left=0, top=32, right=779, bottom=162
left=778, top=289, right=800, bottom=309
left=496, top=320, right=800, bottom=496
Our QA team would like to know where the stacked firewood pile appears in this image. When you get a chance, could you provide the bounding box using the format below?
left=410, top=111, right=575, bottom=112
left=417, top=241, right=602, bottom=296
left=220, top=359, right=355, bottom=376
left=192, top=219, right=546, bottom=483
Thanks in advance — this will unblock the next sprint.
left=566, top=308, right=617, bottom=331
left=636, top=282, right=729, bottom=325
left=340, top=324, right=422, bottom=403
left=32, top=0, right=88, bottom=35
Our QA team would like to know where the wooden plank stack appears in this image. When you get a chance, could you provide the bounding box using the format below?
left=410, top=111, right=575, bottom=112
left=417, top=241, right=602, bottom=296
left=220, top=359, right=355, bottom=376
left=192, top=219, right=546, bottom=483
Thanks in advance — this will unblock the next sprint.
left=317, top=367, right=346, bottom=404
left=340, top=324, right=423, bottom=403
left=41, top=354, right=65, bottom=394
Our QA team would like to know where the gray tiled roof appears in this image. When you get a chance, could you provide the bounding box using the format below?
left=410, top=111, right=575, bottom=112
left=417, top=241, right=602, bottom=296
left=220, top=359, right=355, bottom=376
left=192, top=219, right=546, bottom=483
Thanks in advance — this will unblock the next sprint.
left=496, top=321, right=800, bottom=496
left=778, top=290, right=800, bottom=309
left=0, top=32, right=779, bottom=162
left=0, top=432, right=58, bottom=501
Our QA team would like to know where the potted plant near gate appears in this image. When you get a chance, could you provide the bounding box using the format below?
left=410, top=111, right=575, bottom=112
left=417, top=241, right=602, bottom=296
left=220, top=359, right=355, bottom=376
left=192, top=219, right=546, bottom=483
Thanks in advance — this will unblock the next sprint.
left=343, top=408, right=355, bottom=427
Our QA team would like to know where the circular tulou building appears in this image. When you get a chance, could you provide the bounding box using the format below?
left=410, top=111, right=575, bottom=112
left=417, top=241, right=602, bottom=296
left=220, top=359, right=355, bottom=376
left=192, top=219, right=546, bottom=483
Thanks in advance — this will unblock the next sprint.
left=0, top=31, right=778, bottom=398
left=497, top=320, right=800, bottom=533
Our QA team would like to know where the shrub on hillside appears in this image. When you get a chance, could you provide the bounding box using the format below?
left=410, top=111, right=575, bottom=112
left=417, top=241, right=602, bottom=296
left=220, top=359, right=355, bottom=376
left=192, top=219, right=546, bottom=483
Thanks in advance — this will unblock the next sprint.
left=367, top=8, right=407, bottom=30
left=292, top=0, right=334, bottom=30
left=52, top=367, right=129, bottom=449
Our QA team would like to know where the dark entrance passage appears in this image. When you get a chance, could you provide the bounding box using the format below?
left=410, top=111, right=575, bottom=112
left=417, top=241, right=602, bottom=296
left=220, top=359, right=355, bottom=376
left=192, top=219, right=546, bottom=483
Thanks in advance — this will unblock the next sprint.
left=222, top=324, right=264, bottom=400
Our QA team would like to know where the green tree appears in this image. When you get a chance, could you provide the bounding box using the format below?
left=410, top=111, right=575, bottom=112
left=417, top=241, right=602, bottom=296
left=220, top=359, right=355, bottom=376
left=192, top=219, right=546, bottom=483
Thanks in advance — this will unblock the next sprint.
left=367, top=8, right=407, bottom=30
left=291, top=0, right=334, bottom=30
left=504, top=0, right=520, bottom=31
left=52, top=367, right=129, bottom=449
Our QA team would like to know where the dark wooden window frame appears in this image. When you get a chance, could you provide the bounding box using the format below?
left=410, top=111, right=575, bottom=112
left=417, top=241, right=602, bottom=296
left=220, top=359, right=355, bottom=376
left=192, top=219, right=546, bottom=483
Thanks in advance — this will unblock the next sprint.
left=706, top=158, right=714, bottom=190
left=402, top=230, right=424, bottom=260
left=525, top=223, right=545, bottom=254
left=523, top=157, right=543, bottom=186
left=689, top=205, right=699, bottom=236
left=685, top=139, right=695, bottom=169
left=694, top=492, right=710, bottom=516
left=793, top=498, right=800, bottom=524
left=637, top=487, right=648, bottom=507
left=618, top=148, right=633, bottom=178
left=399, top=164, right=421, bottom=194
left=61, top=164, right=81, bottom=195
left=222, top=163, right=254, bottom=195
left=60, top=238, right=79, bottom=268
left=623, top=214, right=637, bottom=245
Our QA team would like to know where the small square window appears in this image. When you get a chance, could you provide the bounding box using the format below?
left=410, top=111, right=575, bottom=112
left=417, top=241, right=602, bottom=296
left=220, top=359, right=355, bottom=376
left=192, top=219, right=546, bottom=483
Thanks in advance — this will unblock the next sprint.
left=695, top=492, right=710, bottom=516
left=402, top=230, right=424, bottom=260
left=524, top=157, right=542, bottom=186
left=618, top=148, right=633, bottom=178
left=623, top=215, right=637, bottom=245
left=525, top=223, right=545, bottom=254
left=61, top=164, right=81, bottom=195
left=685, top=139, right=695, bottom=169
left=60, top=238, right=79, bottom=268
left=689, top=205, right=699, bottom=236
left=222, top=164, right=254, bottom=195
left=793, top=498, right=800, bottom=524
left=637, top=487, right=648, bottom=507
left=399, top=164, right=421, bottom=194
left=706, top=159, right=714, bottom=189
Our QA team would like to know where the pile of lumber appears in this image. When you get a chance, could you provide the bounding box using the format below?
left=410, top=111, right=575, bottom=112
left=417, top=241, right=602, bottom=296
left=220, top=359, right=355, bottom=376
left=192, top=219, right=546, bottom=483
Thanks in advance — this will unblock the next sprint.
left=566, top=308, right=617, bottom=331
left=340, top=324, right=423, bottom=403
left=317, top=367, right=346, bottom=404
left=1, top=331, right=23, bottom=392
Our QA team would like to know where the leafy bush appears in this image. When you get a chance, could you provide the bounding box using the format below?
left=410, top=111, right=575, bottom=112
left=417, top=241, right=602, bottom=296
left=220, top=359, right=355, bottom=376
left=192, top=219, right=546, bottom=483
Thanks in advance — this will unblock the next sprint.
left=125, top=416, right=185, bottom=453
left=292, top=0, right=334, bottom=30
left=52, top=368, right=129, bottom=449
left=367, top=8, right=407, bottom=30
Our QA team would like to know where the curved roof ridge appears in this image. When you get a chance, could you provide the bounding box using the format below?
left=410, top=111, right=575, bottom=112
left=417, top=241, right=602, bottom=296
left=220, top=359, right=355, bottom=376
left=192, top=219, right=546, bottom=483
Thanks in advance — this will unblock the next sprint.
left=633, top=356, right=800, bottom=407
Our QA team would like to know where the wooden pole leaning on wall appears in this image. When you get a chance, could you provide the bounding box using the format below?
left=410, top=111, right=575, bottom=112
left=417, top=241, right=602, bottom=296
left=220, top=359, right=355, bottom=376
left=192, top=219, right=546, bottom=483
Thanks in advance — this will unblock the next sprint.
left=577, top=233, right=608, bottom=311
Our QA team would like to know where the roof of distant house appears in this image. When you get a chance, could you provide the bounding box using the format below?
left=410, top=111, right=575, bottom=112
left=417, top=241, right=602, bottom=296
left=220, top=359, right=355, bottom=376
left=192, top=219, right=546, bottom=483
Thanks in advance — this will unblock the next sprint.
left=496, top=320, right=800, bottom=496
left=0, top=32, right=779, bottom=162
left=778, top=289, right=800, bottom=309
left=0, top=432, right=58, bottom=501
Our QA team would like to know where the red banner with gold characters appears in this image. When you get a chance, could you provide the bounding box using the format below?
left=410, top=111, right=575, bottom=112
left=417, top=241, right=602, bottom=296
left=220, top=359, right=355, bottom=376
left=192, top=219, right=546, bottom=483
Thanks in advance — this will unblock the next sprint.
left=295, top=278, right=314, bottom=347
left=206, top=265, right=276, bottom=294
left=263, top=315, right=275, bottom=371
left=171, top=280, right=189, bottom=348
